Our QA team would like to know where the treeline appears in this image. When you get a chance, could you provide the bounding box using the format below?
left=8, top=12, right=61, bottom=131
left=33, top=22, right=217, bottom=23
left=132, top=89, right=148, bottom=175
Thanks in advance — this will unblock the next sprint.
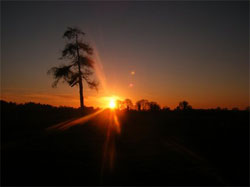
left=116, top=99, right=249, bottom=112
left=0, top=100, right=96, bottom=130
left=0, top=100, right=96, bottom=112
left=1, top=100, right=249, bottom=112
left=1, top=100, right=98, bottom=142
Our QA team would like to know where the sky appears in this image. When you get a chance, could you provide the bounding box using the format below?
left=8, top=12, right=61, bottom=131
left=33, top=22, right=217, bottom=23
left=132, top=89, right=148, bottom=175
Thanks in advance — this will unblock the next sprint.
left=1, top=1, right=249, bottom=109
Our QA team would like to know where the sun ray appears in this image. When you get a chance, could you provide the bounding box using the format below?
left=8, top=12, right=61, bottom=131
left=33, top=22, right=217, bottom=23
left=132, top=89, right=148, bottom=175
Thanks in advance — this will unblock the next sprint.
left=46, top=108, right=105, bottom=131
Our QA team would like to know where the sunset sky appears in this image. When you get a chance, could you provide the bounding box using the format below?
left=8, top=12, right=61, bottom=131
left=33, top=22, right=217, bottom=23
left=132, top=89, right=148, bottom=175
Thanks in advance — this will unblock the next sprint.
left=1, top=1, right=249, bottom=109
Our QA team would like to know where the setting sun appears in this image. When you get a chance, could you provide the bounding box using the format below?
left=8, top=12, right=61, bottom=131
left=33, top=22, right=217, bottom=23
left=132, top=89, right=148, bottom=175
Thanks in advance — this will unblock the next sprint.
left=109, top=98, right=116, bottom=109
left=1, top=2, right=249, bottom=186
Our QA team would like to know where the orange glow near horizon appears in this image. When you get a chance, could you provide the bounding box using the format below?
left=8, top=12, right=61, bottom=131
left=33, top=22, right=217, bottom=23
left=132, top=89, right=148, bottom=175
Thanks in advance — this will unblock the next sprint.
left=0, top=93, right=249, bottom=110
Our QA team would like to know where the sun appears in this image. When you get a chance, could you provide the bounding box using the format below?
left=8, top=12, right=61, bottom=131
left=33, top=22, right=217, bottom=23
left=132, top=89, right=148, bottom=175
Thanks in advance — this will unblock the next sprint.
left=109, top=98, right=116, bottom=109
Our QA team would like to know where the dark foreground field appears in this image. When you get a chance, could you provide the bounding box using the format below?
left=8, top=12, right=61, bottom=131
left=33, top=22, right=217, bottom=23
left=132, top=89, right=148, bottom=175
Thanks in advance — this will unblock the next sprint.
left=1, top=101, right=249, bottom=186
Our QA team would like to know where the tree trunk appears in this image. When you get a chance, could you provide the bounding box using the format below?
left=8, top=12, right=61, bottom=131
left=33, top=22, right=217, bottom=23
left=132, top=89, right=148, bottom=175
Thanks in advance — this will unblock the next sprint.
left=76, top=35, right=84, bottom=110
left=79, top=78, right=84, bottom=109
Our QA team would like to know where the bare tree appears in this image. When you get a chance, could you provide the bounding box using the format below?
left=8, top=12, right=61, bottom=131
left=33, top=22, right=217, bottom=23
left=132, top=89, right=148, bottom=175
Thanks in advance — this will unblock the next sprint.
left=48, top=27, right=98, bottom=110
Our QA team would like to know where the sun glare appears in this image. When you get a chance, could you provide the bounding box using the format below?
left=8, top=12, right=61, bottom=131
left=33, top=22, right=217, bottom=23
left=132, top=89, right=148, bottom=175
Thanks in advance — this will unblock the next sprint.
left=109, top=98, right=116, bottom=109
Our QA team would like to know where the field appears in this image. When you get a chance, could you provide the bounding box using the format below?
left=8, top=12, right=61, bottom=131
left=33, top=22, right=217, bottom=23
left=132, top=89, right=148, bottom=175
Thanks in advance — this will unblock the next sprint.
left=1, top=101, right=249, bottom=186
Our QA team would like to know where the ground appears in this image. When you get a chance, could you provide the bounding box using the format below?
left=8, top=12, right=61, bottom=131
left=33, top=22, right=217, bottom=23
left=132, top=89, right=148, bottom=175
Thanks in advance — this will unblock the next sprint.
left=1, top=103, right=249, bottom=186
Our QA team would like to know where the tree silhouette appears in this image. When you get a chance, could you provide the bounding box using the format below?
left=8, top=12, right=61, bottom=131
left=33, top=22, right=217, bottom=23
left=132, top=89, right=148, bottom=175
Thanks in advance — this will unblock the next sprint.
left=176, top=101, right=192, bottom=111
left=124, top=99, right=133, bottom=110
left=136, top=99, right=149, bottom=111
left=48, top=27, right=98, bottom=109
left=232, top=107, right=239, bottom=111
left=148, top=101, right=161, bottom=111
left=162, top=106, right=170, bottom=111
